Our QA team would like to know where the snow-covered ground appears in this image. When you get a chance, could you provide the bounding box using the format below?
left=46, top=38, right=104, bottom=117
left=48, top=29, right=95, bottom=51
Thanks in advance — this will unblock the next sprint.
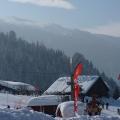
left=0, top=108, right=55, bottom=120
left=0, top=93, right=32, bottom=109
left=0, top=93, right=55, bottom=120
left=0, top=107, right=119, bottom=120
left=0, top=93, right=120, bottom=120
left=55, top=107, right=120, bottom=120
left=55, top=105, right=120, bottom=120
left=55, top=98, right=120, bottom=120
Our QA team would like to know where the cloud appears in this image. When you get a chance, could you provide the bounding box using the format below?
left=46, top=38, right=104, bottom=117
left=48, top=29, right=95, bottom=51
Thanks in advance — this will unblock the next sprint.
left=1, top=16, right=45, bottom=27
left=84, top=22, right=120, bottom=37
left=11, top=16, right=35, bottom=23
left=8, top=0, right=75, bottom=10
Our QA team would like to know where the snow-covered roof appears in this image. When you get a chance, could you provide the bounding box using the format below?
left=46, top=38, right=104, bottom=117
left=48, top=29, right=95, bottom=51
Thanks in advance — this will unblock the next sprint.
left=44, top=77, right=71, bottom=94
left=27, top=95, right=62, bottom=106
left=44, top=76, right=100, bottom=94
left=56, top=101, right=85, bottom=118
left=0, top=80, right=35, bottom=91
left=78, top=76, right=99, bottom=94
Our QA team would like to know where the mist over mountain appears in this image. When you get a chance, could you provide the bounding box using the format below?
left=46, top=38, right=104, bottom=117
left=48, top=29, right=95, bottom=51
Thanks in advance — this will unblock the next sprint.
left=0, top=31, right=111, bottom=92
left=0, top=19, right=120, bottom=79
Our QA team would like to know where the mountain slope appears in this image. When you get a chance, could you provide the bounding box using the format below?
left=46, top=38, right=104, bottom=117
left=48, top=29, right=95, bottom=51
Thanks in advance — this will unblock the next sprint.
left=0, top=20, right=120, bottom=79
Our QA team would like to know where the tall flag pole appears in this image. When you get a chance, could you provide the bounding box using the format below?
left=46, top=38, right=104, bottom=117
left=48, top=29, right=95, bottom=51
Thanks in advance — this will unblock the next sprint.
left=70, top=57, right=74, bottom=101
left=73, top=63, right=83, bottom=116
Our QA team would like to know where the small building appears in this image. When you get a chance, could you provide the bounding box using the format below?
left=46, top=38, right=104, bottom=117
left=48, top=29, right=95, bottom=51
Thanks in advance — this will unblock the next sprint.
left=0, top=80, right=36, bottom=95
left=44, top=76, right=109, bottom=98
left=27, top=95, right=62, bottom=116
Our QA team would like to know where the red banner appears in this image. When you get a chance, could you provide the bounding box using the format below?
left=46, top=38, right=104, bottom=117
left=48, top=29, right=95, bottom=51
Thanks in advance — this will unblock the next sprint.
left=73, top=64, right=83, bottom=113
left=73, top=64, right=83, bottom=81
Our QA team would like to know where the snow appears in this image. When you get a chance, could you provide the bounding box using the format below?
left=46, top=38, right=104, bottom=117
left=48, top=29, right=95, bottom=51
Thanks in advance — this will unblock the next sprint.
left=0, top=80, right=35, bottom=91
left=0, top=108, right=55, bottom=120
left=0, top=93, right=32, bottom=108
left=55, top=102, right=120, bottom=120
left=44, top=76, right=100, bottom=94
left=27, top=95, right=62, bottom=106
left=44, top=77, right=71, bottom=94
left=55, top=97, right=120, bottom=120
left=56, top=101, right=86, bottom=118
left=0, top=93, right=120, bottom=120
left=78, top=77, right=97, bottom=94
left=56, top=115, right=120, bottom=120
left=0, top=107, right=120, bottom=120
left=0, top=93, right=55, bottom=120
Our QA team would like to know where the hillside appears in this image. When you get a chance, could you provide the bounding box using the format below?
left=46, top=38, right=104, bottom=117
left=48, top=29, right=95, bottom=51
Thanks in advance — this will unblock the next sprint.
left=0, top=20, right=120, bottom=79
left=0, top=31, right=71, bottom=91
left=0, top=31, right=118, bottom=96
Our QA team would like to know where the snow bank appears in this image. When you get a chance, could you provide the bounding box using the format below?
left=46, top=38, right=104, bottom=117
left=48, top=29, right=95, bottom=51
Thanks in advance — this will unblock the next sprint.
left=0, top=108, right=55, bottom=120
left=57, top=115, right=120, bottom=120
left=56, top=101, right=86, bottom=118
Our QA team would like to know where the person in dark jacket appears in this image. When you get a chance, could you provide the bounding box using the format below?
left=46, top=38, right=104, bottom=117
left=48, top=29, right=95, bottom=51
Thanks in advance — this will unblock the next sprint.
left=106, top=102, right=109, bottom=110
left=7, top=105, right=10, bottom=109
left=101, top=102, right=104, bottom=109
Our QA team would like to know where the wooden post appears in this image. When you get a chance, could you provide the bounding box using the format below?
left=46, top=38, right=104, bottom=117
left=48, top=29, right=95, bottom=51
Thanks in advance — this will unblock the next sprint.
left=70, top=57, right=74, bottom=101
left=71, top=74, right=74, bottom=101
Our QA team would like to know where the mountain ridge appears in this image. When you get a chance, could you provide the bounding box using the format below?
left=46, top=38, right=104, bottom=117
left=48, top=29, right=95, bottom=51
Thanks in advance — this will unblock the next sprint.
left=0, top=20, right=120, bottom=79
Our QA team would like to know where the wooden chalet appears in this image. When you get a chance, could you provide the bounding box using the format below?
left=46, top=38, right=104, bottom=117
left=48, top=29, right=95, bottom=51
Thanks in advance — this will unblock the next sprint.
left=27, top=75, right=109, bottom=116
left=27, top=95, right=62, bottom=116
left=44, top=76, right=109, bottom=98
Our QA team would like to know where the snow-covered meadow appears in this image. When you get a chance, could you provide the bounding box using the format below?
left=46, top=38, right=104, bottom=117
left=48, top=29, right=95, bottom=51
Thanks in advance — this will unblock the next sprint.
left=0, top=93, right=120, bottom=120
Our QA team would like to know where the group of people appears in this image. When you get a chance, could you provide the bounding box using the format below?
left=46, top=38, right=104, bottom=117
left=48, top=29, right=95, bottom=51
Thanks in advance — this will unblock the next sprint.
left=85, top=97, right=110, bottom=116
left=85, top=97, right=102, bottom=116
left=117, top=108, right=120, bottom=115
left=97, top=101, right=109, bottom=110
left=86, top=99, right=109, bottom=110
left=85, top=102, right=102, bottom=116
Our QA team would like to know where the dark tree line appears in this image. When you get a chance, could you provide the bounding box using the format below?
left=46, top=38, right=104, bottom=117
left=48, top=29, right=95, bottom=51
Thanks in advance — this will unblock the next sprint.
left=0, top=31, right=70, bottom=91
left=0, top=31, right=119, bottom=97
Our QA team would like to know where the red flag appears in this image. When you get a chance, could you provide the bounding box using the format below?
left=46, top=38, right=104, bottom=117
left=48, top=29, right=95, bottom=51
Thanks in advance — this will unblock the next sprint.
left=74, top=84, right=80, bottom=112
left=73, top=63, right=83, bottom=113
left=73, top=64, right=83, bottom=81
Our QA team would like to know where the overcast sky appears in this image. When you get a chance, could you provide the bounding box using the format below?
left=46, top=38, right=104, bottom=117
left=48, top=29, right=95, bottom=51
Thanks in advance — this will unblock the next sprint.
left=0, top=0, right=120, bottom=37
